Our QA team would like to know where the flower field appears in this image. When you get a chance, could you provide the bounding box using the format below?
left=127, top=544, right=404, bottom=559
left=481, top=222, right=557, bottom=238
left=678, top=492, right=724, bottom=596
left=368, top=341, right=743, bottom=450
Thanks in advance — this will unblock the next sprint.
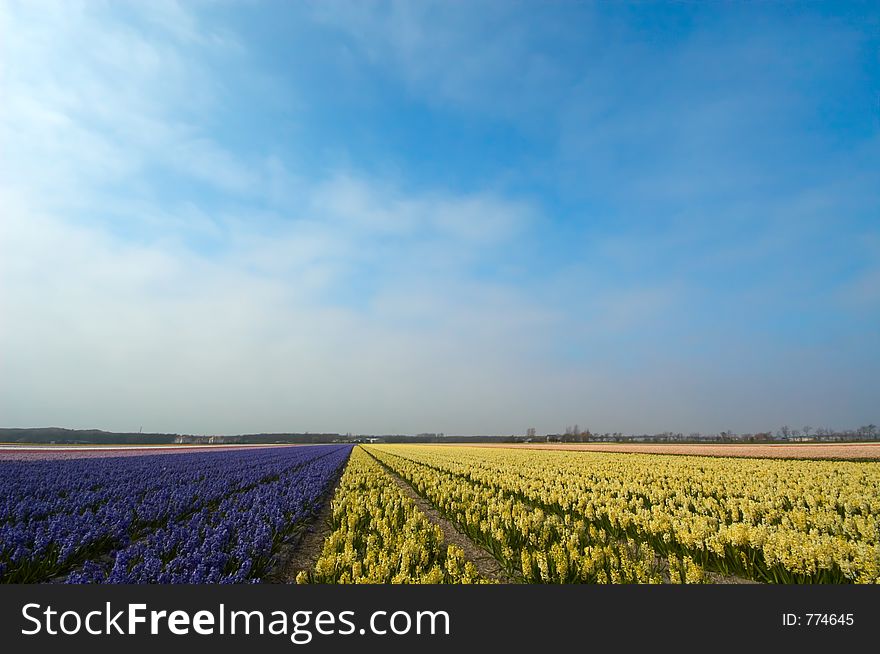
left=0, top=445, right=352, bottom=583
left=355, top=445, right=880, bottom=584
left=298, top=447, right=484, bottom=584
left=3, top=442, right=878, bottom=584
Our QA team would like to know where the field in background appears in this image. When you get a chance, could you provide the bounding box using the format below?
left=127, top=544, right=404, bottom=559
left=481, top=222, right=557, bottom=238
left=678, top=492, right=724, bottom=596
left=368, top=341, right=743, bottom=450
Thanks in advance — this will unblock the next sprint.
left=465, top=442, right=880, bottom=460
left=0, top=443, right=308, bottom=461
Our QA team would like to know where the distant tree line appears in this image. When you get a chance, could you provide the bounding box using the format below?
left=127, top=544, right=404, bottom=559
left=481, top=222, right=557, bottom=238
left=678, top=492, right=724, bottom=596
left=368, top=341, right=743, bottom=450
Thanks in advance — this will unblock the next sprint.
left=540, top=424, right=879, bottom=443
left=2, top=424, right=878, bottom=446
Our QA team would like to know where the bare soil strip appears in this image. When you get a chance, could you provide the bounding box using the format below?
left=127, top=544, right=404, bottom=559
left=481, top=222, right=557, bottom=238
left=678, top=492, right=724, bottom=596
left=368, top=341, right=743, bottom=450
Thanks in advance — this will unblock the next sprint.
left=365, top=452, right=515, bottom=583
left=458, top=442, right=880, bottom=460
left=266, top=470, right=344, bottom=583
left=704, top=571, right=759, bottom=584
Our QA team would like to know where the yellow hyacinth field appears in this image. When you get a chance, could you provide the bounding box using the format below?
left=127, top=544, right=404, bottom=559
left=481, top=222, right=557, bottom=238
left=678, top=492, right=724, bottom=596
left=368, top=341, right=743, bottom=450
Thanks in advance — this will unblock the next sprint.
left=297, top=445, right=880, bottom=584
left=297, top=447, right=485, bottom=584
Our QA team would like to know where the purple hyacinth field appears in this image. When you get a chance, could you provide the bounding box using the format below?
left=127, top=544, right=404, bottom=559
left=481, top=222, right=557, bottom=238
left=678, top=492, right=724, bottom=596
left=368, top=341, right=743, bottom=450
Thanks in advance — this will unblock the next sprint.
left=0, top=445, right=352, bottom=583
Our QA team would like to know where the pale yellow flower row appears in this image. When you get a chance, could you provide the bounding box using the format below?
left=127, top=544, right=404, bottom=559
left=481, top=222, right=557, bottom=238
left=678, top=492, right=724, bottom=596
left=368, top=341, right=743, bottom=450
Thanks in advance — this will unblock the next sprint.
left=365, top=445, right=880, bottom=583
left=297, top=446, right=483, bottom=584
left=366, top=446, right=672, bottom=583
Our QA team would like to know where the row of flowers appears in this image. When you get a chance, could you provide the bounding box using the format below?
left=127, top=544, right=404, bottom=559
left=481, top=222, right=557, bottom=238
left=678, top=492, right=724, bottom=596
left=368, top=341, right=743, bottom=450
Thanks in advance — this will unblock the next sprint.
left=298, top=447, right=485, bottom=584
left=366, top=447, right=672, bottom=583
left=366, top=445, right=880, bottom=583
left=1, top=445, right=352, bottom=583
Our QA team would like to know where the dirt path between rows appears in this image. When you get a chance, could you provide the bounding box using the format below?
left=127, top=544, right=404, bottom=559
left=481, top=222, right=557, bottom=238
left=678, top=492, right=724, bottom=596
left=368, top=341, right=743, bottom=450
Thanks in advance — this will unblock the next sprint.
left=266, top=471, right=343, bottom=583
left=704, top=571, right=759, bottom=584
left=364, top=452, right=515, bottom=584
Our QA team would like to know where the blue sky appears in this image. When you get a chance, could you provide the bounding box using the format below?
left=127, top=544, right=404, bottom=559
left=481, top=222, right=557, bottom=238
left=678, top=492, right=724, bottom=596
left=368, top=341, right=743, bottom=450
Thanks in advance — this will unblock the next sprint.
left=0, top=1, right=877, bottom=435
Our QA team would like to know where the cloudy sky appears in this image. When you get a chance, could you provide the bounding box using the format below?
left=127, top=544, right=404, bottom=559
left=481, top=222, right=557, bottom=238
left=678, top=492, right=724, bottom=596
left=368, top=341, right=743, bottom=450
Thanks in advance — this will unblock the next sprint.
left=1, top=1, right=877, bottom=436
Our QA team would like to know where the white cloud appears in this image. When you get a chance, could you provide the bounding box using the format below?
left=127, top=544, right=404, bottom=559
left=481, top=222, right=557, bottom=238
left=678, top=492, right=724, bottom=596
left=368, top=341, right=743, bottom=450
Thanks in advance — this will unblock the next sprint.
left=0, top=0, right=241, bottom=203
left=168, top=138, right=262, bottom=196
left=0, top=180, right=570, bottom=434
left=311, top=173, right=533, bottom=243
left=310, top=0, right=579, bottom=117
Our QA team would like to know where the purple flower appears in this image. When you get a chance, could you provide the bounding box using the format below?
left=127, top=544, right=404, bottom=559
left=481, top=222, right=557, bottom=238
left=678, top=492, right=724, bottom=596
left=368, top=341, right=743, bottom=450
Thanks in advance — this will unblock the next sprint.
left=0, top=445, right=351, bottom=583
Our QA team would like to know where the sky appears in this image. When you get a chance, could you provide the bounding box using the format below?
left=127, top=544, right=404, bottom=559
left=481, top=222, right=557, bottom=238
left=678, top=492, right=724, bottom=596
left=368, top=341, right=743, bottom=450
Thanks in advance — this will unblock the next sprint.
left=0, top=1, right=878, bottom=436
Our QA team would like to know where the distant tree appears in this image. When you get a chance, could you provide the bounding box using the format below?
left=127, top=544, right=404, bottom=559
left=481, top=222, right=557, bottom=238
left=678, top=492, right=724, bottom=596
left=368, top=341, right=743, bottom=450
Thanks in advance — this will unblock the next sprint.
left=778, top=425, right=792, bottom=439
left=802, top=426, right=812, bottom=438
left=526, top=427, right=536, bottom=439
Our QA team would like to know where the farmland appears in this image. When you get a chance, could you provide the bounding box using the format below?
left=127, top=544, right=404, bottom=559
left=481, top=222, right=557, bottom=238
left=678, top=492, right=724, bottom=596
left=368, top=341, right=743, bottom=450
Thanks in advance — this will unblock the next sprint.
left=2, top=443, right=878, bottom=584
left=353, top=445, right=880, bottom=583
left=293, top=445, right=880, bottom=584
left=0, top=445, right=351, bottom=582
left=465, top=442, right=880, bottom=460
left=300, top=447, right=484, bottom=584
